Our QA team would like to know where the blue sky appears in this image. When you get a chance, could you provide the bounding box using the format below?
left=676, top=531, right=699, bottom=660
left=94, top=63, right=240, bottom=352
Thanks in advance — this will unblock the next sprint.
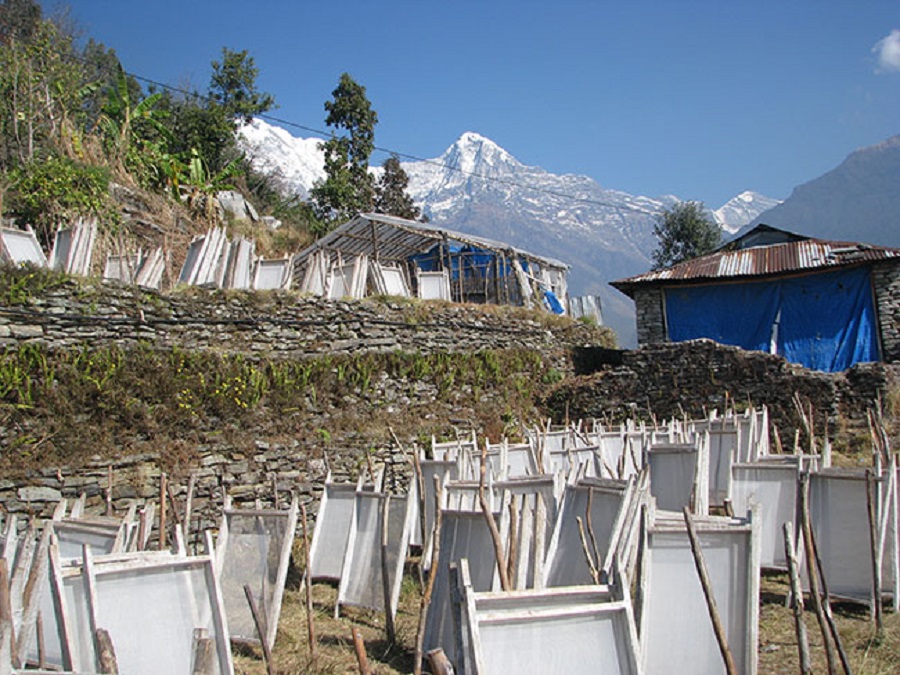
left=62, top=0, right=900, bottom=208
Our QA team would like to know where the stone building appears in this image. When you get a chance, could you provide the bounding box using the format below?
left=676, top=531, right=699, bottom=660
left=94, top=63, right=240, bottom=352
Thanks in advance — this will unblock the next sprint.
left=611, top=224, right=900, bottom=372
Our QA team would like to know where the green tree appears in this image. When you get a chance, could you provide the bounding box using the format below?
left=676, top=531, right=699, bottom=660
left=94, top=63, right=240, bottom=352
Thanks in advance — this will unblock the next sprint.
left=651, top=200, right=722, bottom=270
left=209, top=47, right=275, bottom=124
left=310, top=73, right=378, bottom=229
left=0, top=0, right=42, bottom=45
left=374, top=155, right=421, bottom=220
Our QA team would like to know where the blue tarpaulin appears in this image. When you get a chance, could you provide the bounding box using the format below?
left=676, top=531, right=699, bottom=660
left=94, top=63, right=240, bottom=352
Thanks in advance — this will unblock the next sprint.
left=409, top=243, right=524, bottom=281
left=664, top=266, right=880, bottom=372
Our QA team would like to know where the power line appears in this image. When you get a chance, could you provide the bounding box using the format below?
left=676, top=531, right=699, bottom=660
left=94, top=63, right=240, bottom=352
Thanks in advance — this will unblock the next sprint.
left=127, top=69, right=658, bottom=217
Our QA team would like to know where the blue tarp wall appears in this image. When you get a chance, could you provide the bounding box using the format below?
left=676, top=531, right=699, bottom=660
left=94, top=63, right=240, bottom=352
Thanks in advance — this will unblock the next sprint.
left=664, top=266, right=880, bottom=372
left=409, top=243, right=527, bottom=280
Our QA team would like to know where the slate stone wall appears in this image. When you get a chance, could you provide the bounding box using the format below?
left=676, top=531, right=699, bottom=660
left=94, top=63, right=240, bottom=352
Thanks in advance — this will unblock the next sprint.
left=873, top=260, right=900, bottom=362
left=0, top=280, right=606, bottom=369
left=548, top=339, right=899, bottom=451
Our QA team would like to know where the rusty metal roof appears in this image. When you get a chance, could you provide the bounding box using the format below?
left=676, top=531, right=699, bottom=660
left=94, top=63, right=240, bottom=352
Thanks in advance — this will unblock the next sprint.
left=293, top=212, right=569, bottom=271
left=611, top=226, right=900, bottom=297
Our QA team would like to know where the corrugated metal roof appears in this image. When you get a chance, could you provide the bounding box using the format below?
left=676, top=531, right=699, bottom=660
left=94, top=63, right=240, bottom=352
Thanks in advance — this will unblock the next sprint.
left=611, top=234, right=900, bottom=297
left=293, top=212, right=570, bottom=271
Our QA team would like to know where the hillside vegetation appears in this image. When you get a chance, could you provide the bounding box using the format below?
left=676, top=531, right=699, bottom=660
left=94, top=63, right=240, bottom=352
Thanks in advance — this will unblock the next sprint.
left=0, top=0, right=327, bottom=265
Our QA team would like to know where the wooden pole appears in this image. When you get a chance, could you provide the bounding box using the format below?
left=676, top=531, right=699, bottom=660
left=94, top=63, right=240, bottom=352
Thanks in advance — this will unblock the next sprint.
left=478, top=443, right=510, bottom=591
left=426, top=648, right=455, bottom=675
left=414, top=476, right=443, bottom=675
left=866, top=470, right=884, bottom=632
left=390, top=426, right=427, bottom=566
left=380, top=495, right=396, bottom=644
left=184, top=472, right=197, bottom=553
left=0, top=559, right=18, bottom=670
left=506, top=497, right=518, bottom=586
left=158, top=472, right=168, bottom=551
left=682, top=508, right=738, bottom=675
left=95, top=628, right=118, bottom=674
left=244, top=584, right=275, bottom=675
left=105, top=466, right=113, bottom=517
left=783, top=522, right=812, bottom=674
left=300, top=503, right=316, bottom=662
left=191, top=629, right=215, bottom=675
left=798, top=472, right=837, bottom=675
left=351, top=627, right=371, bottom=675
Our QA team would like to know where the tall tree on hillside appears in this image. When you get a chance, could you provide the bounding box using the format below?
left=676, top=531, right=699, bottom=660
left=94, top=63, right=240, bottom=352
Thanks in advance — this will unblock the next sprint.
left=209, top=47, right=275, bottom=124
left=651, top=200, right=722, bottom=270
left=0, top=0, right=42, bottom=45
left=310, top=72, right=378, bottom=229
left=374, top=155, right=422, bottom=220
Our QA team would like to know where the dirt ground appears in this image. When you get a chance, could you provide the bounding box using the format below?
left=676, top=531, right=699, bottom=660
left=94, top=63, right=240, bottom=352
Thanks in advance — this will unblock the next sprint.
left=232, top=558, right=900, bottom=674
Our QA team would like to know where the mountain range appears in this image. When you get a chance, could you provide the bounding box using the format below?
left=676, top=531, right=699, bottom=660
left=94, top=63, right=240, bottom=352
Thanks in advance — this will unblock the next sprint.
left=747, top=134, right=900, bottom=248
left=238, top=119, right=782, bottom=345
left=241, top=119, right=900, bottom=344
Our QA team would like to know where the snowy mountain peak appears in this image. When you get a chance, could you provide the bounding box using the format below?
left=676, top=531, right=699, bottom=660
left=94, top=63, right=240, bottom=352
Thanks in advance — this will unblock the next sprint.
left=714, top=190, right=781, bottom=233
left=440, top=131, right=524, bottom=175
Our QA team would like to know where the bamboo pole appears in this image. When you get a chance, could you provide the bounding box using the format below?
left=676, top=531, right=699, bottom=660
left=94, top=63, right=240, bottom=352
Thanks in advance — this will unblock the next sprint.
left=414, top=476, right=444, bottom=675
left=682, top=507, right=738, bottom=675
left=783, top=522, right=812, bottom=675
left=300, top=503, right=316, bottom=663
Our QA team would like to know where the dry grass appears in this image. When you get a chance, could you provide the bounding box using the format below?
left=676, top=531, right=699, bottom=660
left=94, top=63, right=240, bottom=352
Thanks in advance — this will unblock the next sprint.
left=232, top=564, right=900, bottom=674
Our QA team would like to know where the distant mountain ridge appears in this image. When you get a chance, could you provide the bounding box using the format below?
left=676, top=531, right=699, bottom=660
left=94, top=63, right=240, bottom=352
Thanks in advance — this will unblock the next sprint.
left=238, top=119, right=776, bottom=345
left=749, top=135, right=900, bottom=248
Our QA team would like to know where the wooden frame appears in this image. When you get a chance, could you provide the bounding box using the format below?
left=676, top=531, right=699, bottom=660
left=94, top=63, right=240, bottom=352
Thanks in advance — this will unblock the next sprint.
left=214, top=495, right=298, bottom=651
left=335, top=490, right=413, bottom=621
left=307, top=472, right=359, bottom=581
left=49, top=547, right=233, bottom=675
left=454, top=558, right=642, bottom=675
left=638, top=507, right=760, bottom=675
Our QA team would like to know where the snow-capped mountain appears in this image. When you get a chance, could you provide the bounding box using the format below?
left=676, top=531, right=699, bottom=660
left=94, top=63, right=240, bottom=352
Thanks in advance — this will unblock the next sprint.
left=239, top=119, right=325, bottom=198
left=238, top=119, right=773, bottom=345
left=714, top=191, right=781, bottom=233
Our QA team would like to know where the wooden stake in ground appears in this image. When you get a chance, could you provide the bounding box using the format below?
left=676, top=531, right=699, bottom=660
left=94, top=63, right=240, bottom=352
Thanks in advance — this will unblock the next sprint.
left=414, top=476, right=444, bottom=675
left=426, top=648, right=455, bottom=675
left=105, top=466, right=113, bottom=517
left=300, top=503, right=316, bottom=663
left=478, top=442, right=510, bottom=591
left=682, top=507, right=738, bottom=675
left=0, top=558, right=19, bottom=670
left=864, top=469, right=883, bottom=634
left=782, top=522, right=812, bottom=675
left=244, top=584, right=274, bottom=675
left=380, top=494, right=396, bottom=645
left=351, top=627, right=371, bottom=675
left=158, top=471, right=168, bottom=551
left=95, top=628, right=118, bottom=674
left=798, top=472, right=837, bottom=675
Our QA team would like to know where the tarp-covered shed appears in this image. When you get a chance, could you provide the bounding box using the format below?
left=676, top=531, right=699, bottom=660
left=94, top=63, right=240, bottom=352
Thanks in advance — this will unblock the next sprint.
left=611, top=225, right=900, bottom=372
left=292, top=213, right=569, bottom=312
